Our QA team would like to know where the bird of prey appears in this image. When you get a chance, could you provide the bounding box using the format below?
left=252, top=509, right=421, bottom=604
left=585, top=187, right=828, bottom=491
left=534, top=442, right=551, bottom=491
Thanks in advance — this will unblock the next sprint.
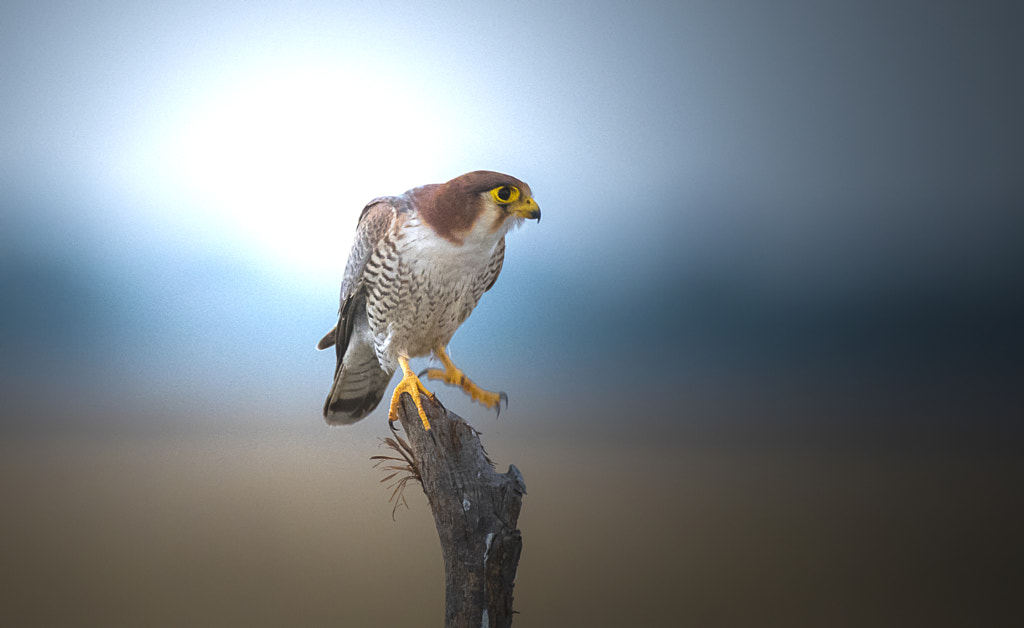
left=317, top=171, right=541, bottom=430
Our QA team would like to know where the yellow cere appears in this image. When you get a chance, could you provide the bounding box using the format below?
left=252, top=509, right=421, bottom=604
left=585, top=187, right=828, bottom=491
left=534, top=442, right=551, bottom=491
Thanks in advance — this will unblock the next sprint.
left=490, top=186, right=521, bottom=204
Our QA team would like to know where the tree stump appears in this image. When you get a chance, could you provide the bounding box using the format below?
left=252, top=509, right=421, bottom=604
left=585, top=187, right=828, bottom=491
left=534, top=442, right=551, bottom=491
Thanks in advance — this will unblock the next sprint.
left=389, top=392, right=526, bottom=628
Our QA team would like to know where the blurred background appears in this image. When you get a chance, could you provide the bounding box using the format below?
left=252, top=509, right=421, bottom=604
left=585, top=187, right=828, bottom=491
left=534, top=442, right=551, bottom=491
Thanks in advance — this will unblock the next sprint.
left=2, top=1, right=1022, bottom=626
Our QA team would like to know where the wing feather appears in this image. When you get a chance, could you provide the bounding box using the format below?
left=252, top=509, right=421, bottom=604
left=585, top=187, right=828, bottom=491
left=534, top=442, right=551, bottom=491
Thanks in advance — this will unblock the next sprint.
left=319, top=198, right=401, bottom=423
left=317, top=199, right=397, bottom=354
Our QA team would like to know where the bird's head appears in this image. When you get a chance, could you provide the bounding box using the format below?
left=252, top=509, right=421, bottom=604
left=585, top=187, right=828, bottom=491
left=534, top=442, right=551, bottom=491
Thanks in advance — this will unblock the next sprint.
left=414, top=170, right=540, bottom=244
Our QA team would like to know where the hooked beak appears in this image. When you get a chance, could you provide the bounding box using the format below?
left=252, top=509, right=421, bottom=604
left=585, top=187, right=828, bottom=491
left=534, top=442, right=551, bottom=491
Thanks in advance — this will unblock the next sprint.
left=511, top=197, right=541, bottom=222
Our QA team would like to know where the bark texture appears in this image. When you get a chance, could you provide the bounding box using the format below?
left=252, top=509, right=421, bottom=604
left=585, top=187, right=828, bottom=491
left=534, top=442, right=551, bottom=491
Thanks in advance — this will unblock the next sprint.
left=394, top=392, right=526, bottom=628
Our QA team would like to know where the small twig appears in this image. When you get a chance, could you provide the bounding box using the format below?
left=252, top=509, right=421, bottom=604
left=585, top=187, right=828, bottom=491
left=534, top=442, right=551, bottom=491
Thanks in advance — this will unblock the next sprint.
left=370, top=421, right=422, bottom=520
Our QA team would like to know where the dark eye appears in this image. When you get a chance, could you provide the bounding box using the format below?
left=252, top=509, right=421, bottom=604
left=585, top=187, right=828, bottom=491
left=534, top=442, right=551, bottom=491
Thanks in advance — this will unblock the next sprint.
left=490, top=185, right=520, bottom=204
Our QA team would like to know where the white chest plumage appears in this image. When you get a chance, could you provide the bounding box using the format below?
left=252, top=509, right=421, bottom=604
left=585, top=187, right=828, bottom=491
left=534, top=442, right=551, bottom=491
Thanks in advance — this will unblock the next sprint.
left=365, top=213, right=509, bottom=372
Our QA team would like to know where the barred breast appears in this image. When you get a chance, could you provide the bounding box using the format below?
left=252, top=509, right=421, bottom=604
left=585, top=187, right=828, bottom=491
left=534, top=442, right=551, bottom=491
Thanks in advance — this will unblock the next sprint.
left=363, top=213, right=503, bottom=373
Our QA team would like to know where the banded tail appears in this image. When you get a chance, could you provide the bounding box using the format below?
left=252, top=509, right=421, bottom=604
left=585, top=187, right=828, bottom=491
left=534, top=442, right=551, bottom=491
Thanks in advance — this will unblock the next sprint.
left=317, top=308, right=393, bottom=425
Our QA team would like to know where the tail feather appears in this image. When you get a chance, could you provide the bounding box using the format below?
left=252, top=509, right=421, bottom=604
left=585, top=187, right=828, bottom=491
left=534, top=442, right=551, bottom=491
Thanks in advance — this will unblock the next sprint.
left=323, top=338, right=392, bottom=425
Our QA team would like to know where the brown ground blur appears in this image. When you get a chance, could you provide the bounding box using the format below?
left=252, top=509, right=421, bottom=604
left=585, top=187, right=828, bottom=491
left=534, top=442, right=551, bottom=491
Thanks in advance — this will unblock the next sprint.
left=1, top=399, right=1019, bottom=627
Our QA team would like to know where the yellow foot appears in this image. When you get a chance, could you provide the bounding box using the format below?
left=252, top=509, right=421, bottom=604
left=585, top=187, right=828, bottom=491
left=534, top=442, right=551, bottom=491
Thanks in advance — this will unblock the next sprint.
left=389, top=356, right=436, bottom=430
left=420, top=346, right=508, bottom=415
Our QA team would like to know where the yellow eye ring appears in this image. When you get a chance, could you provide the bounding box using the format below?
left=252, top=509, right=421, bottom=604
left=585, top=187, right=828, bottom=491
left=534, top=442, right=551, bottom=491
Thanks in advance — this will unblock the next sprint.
left=490, top=186, right=520, bottom=204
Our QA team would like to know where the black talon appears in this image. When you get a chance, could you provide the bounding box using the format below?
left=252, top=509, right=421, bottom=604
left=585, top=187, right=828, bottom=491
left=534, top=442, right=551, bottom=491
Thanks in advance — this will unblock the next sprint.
left=495, top=392, right=509, bottom=417
left=417, top=367, right=429, bottom=378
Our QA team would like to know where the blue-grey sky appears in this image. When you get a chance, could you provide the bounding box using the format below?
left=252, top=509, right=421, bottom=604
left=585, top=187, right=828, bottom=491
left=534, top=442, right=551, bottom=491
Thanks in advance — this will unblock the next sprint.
left=3, top=2, right=1023, bottom=625
left=3, top=0, right=1023, bottom=429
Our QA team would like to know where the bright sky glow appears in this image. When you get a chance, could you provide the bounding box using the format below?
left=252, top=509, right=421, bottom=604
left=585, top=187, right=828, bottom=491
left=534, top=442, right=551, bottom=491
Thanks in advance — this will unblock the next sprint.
left=159, top=64, right=455, bottom=275
left=4, top=1, right=1019, bottom=296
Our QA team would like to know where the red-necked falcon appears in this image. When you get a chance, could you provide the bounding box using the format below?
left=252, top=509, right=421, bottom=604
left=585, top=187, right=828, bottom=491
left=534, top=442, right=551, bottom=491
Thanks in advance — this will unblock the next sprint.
left=317, top=171, right=541, bottom=430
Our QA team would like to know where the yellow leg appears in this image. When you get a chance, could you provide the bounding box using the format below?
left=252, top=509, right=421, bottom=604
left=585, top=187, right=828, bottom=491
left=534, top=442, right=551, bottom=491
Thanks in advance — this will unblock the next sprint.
left=421, top=346, right=507, bottom=413
left=389, top=356, right=435, bottom=430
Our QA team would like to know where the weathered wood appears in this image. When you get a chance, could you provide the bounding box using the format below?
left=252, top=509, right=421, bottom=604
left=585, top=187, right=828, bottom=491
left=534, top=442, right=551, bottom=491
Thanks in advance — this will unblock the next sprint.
left=393, top=392, right=526, bottom=628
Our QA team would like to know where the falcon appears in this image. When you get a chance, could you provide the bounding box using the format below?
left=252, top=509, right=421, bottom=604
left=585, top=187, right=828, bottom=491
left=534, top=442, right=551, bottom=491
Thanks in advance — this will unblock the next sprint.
left=317, top=171, right=541, bottom=430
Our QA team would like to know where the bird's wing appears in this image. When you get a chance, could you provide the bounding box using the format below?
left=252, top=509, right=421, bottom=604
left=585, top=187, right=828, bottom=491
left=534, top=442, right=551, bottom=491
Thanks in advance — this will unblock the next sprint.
left=317, top=198, right=397, bottom=354
left=483, top=236, right=506, bottom=293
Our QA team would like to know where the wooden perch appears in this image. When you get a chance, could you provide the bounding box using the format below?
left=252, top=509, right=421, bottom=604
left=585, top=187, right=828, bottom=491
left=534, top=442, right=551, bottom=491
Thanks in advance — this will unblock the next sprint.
left=388, top=392, right=526, bottom=628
